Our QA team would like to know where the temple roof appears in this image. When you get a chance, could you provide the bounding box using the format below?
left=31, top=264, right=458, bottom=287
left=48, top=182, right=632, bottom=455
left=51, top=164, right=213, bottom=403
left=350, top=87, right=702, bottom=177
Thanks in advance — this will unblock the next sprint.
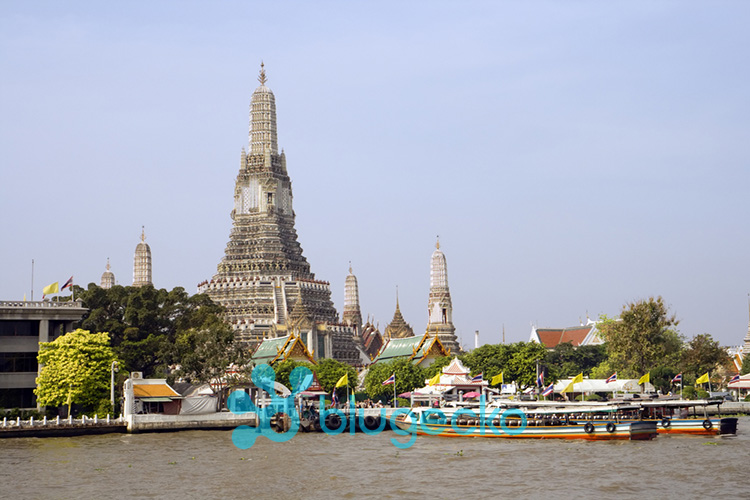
left=384, top=299, right=414, bottom=339
left=252, top=333, right=316, bottom=366
left=374, top=332, right=448, bottom=365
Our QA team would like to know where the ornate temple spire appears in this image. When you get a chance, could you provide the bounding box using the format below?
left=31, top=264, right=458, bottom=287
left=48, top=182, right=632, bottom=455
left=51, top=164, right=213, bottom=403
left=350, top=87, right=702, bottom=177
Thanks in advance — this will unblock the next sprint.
left=743, top=294, right=750, bottom=355
left=343, top=263, right=362, bottom=332
left=430, top=237, right=449, bottom=291
left=133, top=226, right=152, bottom=287
left=101, top=258, right=115, bottom=289
left=258, top=61, right=267, bottom=85
left=249, top=61, right=278, bottom=155
left=427, top=239, right=460, bottom=352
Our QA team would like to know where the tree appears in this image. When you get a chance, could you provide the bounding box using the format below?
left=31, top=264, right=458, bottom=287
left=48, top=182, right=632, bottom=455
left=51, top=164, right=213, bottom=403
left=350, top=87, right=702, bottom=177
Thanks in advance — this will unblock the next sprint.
left=460, top=343, right=512, bottom=384
left=364, top=359, right=426, bottom=401
left=680, top=333, right=730, bottom=381
left=742, top=355, right=750, bottom=376
left=314, top=358, right=358, bottom=393
left=74, top=284, right=235, bottom=378
left=273, top=359, right=317, bottom=390
left=35, top=329, right=118, bottom=415
left=173, top=315, right=248, bottom=384
left=597, top=297, right=683, bottom=378
left=544, top=343, right=607, bottom=380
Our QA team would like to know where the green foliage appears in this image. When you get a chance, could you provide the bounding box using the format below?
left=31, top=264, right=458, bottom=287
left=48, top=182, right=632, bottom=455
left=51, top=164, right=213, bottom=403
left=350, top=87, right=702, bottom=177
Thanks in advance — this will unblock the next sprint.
left=679, top=333, right=730, bottom=381
left=364, top=358, right=426, bottom=400
left=589, top=360, right=614, bottom=380
left=273, top=359, right=317, bottom=390
left=696, top=389, right=709, bottom=399
left=544, top=343, right=607, bottom=380
left=460, top=342, right=547, bottom=387
left=75, top=284, right=236, bottom=379
left=315, top=358, right=357, bottom=393
left=743, top=356, right=750, bottom=376
left=35, top=329, right=119, bottom=414
left=422, top=356, right=452, bottom=378
left=597, top=297, right=683, bottom=378
left=94, top=398, right=113, bottom=417
left=461, top=344, right=511, bottom=384
left=682, top=386, right=696, bottom=399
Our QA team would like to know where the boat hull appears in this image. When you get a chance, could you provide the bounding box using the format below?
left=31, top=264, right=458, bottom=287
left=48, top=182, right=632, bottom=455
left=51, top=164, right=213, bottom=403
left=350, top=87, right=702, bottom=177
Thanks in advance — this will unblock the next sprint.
left=395, top=417, right=657, bottom=441
left=656, top=417, right=737, bottom=436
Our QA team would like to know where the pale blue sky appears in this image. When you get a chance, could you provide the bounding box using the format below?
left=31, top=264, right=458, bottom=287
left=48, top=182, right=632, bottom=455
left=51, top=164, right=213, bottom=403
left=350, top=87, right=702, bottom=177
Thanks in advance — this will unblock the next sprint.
left=2, top=1, right=749, bottom=348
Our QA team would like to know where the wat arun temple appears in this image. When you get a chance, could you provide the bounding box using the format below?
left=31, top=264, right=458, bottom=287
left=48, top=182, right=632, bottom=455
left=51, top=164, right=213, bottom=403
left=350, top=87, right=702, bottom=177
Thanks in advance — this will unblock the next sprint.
left=199, top=64, right=461, bottom=364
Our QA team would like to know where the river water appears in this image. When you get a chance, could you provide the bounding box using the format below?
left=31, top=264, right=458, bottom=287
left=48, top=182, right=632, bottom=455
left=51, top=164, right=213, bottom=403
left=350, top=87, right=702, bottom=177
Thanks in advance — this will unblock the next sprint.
left=3, top=417, right=748, bottom=499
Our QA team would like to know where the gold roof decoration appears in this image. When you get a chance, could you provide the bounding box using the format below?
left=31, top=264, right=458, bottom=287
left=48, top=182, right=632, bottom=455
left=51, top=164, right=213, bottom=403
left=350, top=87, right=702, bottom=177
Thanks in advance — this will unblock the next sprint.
left=384, top=289, right=414, bottom=339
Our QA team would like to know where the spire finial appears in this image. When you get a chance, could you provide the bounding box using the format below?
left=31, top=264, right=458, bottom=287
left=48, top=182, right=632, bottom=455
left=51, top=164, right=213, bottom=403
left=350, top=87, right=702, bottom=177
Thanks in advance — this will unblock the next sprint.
left=258, top=61, right=267, bottom=85
left=349, top=261, right=352, bottom=274
left=396, top=285, right=399, bottom=308
left=106, top=257, right=111, bottom=271
left=141, top=226, right=146, bottom=242
left=436, top=235, right=440, bottom=249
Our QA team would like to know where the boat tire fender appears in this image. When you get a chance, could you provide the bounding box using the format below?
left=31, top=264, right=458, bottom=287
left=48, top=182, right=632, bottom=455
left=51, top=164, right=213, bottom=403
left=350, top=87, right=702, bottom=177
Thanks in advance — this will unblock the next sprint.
left=326, top=413, right=342, bottom=431
left=661, top=418, right=671, bottom=428
left=606, top=422, right=616, bottom=433
left=703, top=419, right=713, bottom=430
left=584, top=422, right=595, bottom=434
left=363, top=415, right=379, bottom=430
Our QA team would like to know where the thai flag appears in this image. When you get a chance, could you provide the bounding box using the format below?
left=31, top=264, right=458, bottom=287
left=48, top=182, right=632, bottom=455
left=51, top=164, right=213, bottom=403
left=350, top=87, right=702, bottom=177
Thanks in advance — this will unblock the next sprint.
left=331, top=389, right=339, bottom=406
left=382, top=373, right=395, bottom=386
left=471, top=372, right=483, bottom=383
left=541, top=383, right=554, bottom=397
left=61, top=276, right=73, bottom=290
left=730, top=374, right=741, bottom=383
left=671, top=373, right=682, bottom=384
left=537, top=371, right=544, bottom=387
left=605, top=372, right=617, bottom=384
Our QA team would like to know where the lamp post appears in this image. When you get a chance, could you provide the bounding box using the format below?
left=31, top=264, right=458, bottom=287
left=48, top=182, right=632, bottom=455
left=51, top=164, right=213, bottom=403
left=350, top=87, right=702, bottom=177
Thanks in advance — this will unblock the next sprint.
left=110, top=361, right=119, bottom=411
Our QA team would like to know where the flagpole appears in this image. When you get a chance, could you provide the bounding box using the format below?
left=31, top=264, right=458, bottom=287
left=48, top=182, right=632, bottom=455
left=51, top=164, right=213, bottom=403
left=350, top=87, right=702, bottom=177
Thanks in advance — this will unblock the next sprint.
left=31, top=259, right=34, bottom=301
left=393, top=373, right=397, bottom=409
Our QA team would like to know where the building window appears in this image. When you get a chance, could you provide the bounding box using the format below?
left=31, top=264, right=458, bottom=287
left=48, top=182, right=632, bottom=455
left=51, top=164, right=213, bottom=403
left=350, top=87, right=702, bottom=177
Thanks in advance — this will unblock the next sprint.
left=0, top=352, right=38, bottom=372
left=0, top=321, right=39, bottom=336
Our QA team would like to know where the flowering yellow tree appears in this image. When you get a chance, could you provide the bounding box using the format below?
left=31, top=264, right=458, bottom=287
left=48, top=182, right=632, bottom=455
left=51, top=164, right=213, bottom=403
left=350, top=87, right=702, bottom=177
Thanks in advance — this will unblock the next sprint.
left=35, top=329, right=118, bottom=415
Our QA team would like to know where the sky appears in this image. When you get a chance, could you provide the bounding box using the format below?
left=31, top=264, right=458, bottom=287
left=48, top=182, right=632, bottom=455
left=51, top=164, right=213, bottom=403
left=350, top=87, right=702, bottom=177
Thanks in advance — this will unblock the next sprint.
left=2, top=1, right=749, bottom=348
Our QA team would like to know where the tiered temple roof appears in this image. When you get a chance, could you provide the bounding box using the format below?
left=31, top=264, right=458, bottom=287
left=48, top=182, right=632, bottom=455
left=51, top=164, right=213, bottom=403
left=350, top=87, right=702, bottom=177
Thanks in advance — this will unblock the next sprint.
left=374, top=332, right=449, bottom=367
left=384, top=296, right=414, bottom=339
left=252, top=333, right=316, bottom=366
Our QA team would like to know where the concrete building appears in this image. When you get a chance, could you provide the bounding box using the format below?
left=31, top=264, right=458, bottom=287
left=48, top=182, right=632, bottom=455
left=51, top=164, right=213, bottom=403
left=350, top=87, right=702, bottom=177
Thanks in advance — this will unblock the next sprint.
left=0, top=300, right=87, bottom=409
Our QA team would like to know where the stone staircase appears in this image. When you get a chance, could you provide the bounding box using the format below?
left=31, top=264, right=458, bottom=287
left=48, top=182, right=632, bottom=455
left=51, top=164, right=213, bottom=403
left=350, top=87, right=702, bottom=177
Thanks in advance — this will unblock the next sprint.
left=274, top=285, right=286, bottom=325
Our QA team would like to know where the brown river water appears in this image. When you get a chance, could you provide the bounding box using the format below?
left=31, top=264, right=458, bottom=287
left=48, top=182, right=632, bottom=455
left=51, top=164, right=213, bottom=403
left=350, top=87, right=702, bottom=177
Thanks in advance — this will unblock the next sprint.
left=2, top=417, right=749, bottom=500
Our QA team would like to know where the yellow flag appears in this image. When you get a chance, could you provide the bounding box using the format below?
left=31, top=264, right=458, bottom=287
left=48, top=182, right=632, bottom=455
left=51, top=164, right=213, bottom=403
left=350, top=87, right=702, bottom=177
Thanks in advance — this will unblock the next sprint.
left=695, top=372, right=709, bottom=384
left=42, top=282, right=59, bottom=296
left=491, top=372, right=504, bottom=385
left=638, top=372, right=650, bottom=385
left=428, top=373, right=441, bottom=386
left=562, top=373, right=583, bottom=393
left=335, top=373, right=348, bottom=388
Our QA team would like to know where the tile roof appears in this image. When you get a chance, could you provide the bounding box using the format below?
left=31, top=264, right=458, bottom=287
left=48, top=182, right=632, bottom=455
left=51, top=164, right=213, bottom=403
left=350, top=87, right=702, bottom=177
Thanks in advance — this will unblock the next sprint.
left=536, top=326, right=593, bottom=348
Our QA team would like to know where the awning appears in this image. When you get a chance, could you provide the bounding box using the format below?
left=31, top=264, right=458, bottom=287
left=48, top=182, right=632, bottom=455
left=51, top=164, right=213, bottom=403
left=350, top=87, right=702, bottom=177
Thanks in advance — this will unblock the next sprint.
left=139, top=397, right=174, bottom=403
